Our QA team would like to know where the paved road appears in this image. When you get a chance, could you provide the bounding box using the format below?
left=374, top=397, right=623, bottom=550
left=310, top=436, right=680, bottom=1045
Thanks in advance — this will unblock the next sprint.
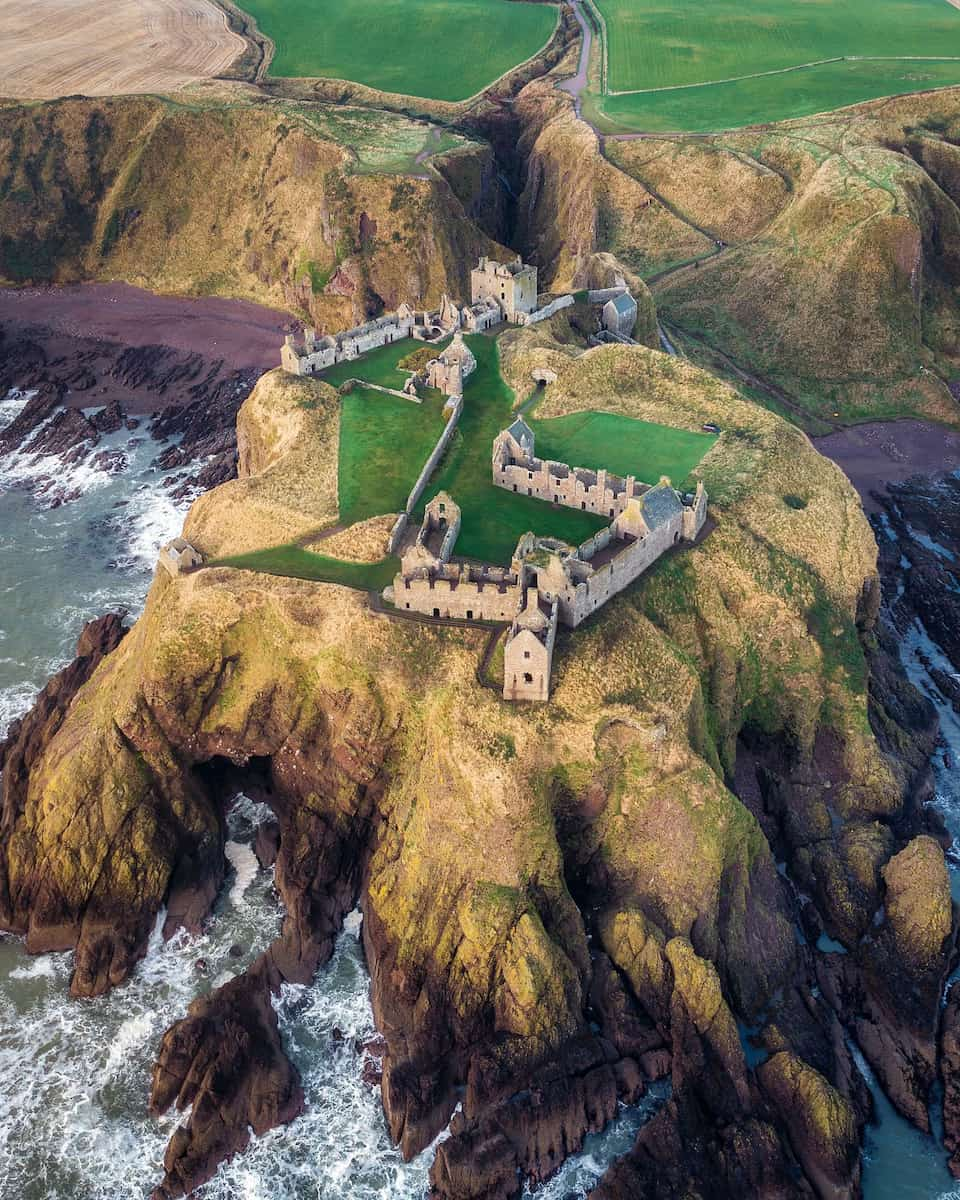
left=557, top=0, right=591, bottom=116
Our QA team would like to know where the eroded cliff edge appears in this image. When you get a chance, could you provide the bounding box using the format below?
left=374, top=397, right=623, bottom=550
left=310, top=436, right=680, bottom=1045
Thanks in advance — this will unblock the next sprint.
left=0, top=333, right=953, bottom=1198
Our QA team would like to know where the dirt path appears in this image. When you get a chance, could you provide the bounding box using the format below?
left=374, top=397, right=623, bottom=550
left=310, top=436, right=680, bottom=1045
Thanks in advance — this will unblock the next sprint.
left=557, top=0, right=592, bottom=116
left=0, top=0, right=244, bottom=98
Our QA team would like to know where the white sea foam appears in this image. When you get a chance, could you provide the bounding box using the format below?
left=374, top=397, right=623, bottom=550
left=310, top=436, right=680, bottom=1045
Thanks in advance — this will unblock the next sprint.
left=0, top=388, right=34, bottom=432
left=8, top=954, right=57, bottom=981
left=225, top=841, right=260, bottom=908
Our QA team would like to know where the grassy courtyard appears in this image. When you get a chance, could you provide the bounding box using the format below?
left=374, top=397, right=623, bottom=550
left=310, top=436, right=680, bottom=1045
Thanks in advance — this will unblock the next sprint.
left=531, top=411, right=715, bottom=491
left=225, top=332, right=716, bottom=588
left=240, top=0, right=558, bottom=102
left=588, top=0, right=960, bottom=132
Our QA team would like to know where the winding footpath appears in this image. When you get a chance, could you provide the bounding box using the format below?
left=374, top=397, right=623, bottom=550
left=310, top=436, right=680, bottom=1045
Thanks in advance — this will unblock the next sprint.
left=557, top=0, right=592, bottom=116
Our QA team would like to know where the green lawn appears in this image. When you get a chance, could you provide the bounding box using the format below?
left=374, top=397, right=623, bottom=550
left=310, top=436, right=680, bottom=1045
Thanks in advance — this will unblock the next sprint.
left=531, top=411, right=716, bottom=490
left=215, top=546, right=399, bottom=590
left=241, top=0, right=558, bottom=102
left=338, top=387, right=447, bottom=525
left=589, top=0, right=960, bottom=132
left=419, top=336, right=609, bottom=563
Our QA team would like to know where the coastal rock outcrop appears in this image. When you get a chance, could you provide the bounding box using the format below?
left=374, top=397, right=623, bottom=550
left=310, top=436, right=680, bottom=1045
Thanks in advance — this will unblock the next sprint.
left=148, top=956, right=304, bottom=1200
left=0, top=342, right=949, bottom=1196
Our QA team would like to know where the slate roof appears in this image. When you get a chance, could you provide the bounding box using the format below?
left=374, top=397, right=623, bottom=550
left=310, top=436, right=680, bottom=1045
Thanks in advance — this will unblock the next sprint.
left=640, top=484, right=683, bottom=529
left=607, top=292, right=637, bottom=316
left=506, top=416, right=535, bottom=446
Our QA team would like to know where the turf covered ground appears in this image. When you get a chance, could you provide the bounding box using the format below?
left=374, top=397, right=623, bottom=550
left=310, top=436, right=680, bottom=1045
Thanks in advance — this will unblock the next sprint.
left=231, top=334, right=714, bottom=587
left=217, top=547, right=399, bottom=590
left=531, top=411, right=715, bottom=490
left=241, top=0, right=558, bottom=101
left=589, top=0, right=960, bottom=132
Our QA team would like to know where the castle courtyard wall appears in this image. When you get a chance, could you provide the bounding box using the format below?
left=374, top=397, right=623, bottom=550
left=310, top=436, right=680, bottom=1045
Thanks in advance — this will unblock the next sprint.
left=495, top=454, right=645, bottom=519
left=394, top=572, right=521, bottom=622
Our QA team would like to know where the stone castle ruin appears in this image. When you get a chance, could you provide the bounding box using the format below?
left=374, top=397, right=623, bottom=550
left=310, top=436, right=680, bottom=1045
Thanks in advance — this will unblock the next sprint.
left=387, top=417, right=707, bottom=702
left=279, top=256, right=635, bottom=380
left=276, top=255, right=688, bottom=702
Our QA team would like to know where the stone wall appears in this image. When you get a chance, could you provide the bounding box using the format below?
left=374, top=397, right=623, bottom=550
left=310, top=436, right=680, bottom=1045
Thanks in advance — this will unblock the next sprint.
left=562, top=518, right=681, bottom=626
left=405, top=395, right=463, bottom=515
left=587, top=286, right=628, bottom=304
left=517, top=293, right=574, bottom=327
left=394, top=567, right=521, bottom=621
left=495, top=451, right=646, bottom=518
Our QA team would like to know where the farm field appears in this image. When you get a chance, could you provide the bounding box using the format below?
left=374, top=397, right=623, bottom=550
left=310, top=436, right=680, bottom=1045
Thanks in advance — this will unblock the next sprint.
left=589, top=0, right=960, bottom=132
left=241, top=0, right=558, bottom=101
left=0, top=0, right=244, bottom=98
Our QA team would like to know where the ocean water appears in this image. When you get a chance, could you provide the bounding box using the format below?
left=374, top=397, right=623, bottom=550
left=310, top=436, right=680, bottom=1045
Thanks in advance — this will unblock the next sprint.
left=0, top=388, right=666, bottom=1198
left=0, top=388, right=194, bottom=740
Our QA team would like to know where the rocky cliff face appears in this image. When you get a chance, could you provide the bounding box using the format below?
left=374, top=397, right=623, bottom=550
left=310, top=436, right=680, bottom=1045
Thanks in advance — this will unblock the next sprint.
left=0, top=336, right=949, bottom=1196
left=0, top=94, right=509, bottom=329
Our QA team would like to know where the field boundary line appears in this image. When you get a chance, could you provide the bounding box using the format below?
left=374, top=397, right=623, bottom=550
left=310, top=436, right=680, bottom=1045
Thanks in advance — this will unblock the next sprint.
left=606, top=54, right=960, bottom=97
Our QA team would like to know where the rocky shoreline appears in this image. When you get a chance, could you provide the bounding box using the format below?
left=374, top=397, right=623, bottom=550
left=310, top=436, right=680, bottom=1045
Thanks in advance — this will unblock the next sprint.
left=1, top=283, right=296, bottom=504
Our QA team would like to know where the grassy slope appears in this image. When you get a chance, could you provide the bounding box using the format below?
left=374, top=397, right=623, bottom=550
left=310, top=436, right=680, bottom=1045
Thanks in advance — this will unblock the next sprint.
left=215, top=546, right=399, bottom=590
left=592, top=0, right=960, bottom=133
left=585, top=92, right=960, bottom=429
left=0, top=94, right=502, bottom=328
left=242, top=0, right=557, bottom=101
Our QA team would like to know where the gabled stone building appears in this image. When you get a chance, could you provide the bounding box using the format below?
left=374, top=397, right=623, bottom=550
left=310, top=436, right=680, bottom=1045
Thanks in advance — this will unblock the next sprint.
left=425, top=331, right=477, bottom=397
left=471, top=256, right=538, bottom=324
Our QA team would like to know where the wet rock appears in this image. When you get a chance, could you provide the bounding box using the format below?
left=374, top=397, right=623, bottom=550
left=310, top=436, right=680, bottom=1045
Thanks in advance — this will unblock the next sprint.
left=757, top=1051, right=860, bottom=1199
left=941, top=981, right=960, bottom=1175
left=149, top=956, right=304, bottom=1200
left=430, top=1034, right=627, bottom=1200
left=254, top=819, right=280, bottom=869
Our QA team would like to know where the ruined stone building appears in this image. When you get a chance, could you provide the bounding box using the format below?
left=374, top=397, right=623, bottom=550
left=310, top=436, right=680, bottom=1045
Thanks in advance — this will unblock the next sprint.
left=282, top=304, right=417, bottom=376
left=503, top=587, right=558, bottom=702
left=387, top=417, right=707, bottom=702
left=158, top=537, right=203, bottom=577
left=425, top=331, right=477, bottom=397
left=471, top=256, right=538, bottom=324
left=385, top=493, right=523, bottom=622
left=494, top=416, right=651, bottom=519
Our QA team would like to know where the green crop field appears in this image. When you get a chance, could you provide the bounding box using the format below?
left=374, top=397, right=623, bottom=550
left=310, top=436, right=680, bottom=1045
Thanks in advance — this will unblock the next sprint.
left=588, top=0, right=960, bottom=132
left=531, top=411, right=715, bottom=491
left=240, top=0, right=558, bottom=102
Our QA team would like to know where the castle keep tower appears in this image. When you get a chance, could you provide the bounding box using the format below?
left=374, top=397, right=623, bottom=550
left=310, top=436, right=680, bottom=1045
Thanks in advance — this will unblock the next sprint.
left=471, top=256, right=538, bottom=324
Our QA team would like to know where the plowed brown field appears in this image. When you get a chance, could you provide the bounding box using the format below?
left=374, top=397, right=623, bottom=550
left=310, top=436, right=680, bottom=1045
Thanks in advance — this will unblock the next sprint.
left=0, top=0, right=245, bottom=98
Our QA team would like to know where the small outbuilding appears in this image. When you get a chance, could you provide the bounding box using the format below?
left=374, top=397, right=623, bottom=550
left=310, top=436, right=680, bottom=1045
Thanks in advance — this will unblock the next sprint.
left=159, top=537, right=203, bottom=577
left=602, top=291, right=638, bottom=338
